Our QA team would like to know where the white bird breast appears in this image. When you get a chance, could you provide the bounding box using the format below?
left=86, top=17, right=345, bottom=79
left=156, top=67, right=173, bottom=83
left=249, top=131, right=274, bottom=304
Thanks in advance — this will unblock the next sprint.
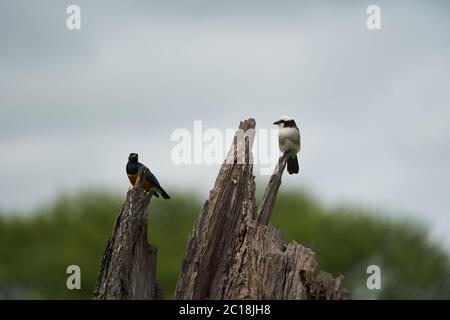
left=278, top=127, right=301, bottom=155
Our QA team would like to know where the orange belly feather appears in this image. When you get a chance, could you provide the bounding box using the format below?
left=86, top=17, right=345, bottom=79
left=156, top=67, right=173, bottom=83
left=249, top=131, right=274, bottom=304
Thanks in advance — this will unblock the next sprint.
left=128, top=174, right=137, bottom=186
left=128, top=174, right=155, bottom=190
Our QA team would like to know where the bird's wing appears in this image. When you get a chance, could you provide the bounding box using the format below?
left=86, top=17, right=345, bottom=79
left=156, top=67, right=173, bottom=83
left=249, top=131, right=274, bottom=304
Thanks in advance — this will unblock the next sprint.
left=146, top=170, right=161, bottom=187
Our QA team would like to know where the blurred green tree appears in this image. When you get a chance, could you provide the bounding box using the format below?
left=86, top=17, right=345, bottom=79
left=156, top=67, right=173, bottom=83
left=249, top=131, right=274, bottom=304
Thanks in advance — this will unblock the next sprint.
left=0, top=190, right=449, bottom=299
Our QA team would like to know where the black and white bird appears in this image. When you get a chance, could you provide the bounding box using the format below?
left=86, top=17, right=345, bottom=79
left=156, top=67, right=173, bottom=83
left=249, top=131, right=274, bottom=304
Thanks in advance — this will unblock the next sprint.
left=273, top=116, right=301, bottom=174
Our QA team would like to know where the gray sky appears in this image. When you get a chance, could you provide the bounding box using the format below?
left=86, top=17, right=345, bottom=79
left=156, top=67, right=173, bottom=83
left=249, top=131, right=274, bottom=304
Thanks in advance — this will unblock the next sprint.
left=1, top=1, right=450, bottom=248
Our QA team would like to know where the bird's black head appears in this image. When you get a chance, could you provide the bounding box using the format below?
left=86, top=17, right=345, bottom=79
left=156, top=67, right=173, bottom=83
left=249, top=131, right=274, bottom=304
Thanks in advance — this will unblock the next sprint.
left=128, top=153, right=139, bottom=163
left=273, top=116, right=297, bottom=128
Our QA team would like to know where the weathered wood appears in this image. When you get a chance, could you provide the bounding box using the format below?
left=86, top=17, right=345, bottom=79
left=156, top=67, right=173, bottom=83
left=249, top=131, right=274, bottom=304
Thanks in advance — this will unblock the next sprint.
left=94, top=167, right=162, bottom=300
left=256, top=153, right=289, bottom=225
left=175, top=119, right=257, bottom=299
left=175, top=118, right=350, bottom=300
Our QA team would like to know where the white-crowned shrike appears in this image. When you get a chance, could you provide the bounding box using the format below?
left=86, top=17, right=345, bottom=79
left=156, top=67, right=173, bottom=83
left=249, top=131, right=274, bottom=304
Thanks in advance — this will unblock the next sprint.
left=273, top=116, right=300, bottom=174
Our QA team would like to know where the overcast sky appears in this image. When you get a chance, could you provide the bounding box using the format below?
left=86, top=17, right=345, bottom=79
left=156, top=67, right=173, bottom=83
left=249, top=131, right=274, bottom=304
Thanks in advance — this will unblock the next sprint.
left=1, top=1, right=450, bottom=248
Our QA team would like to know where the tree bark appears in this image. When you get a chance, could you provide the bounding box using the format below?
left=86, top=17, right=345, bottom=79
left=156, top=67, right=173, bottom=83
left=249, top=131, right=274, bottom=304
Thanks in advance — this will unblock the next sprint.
left=175, top=118, right=350, bottom=300
left=93, top=167, right=163, bottom=300
left=256, top=153, right=289, bottom=226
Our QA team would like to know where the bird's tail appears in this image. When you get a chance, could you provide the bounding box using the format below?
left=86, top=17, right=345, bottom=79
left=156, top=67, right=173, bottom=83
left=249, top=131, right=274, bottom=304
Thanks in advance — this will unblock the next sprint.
left=287, top=155, right=299, bottom=175
left=157, top=186, right=171, bottom=199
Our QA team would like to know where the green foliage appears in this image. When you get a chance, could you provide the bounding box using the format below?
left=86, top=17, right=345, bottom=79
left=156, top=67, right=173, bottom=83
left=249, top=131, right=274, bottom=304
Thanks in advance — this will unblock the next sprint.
left=270, top=191, right=450, bottom=299
left=0, top=189, right=449, bottom=299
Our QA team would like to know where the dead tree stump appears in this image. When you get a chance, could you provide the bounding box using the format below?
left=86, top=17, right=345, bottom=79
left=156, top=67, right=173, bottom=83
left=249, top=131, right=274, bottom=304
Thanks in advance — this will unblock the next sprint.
left=94, top=167, right=163, bottom=300
left=175, top=118, right=350, bottom=300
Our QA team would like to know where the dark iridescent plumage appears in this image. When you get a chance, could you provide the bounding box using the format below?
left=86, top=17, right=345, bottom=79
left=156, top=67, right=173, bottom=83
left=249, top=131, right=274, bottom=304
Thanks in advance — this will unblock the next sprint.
left=126, top=153, right=171, bottom=199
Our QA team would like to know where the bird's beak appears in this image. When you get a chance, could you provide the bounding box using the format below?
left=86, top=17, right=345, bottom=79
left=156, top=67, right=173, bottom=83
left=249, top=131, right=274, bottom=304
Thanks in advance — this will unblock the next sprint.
left=273, top=120, right=280, bottom=125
